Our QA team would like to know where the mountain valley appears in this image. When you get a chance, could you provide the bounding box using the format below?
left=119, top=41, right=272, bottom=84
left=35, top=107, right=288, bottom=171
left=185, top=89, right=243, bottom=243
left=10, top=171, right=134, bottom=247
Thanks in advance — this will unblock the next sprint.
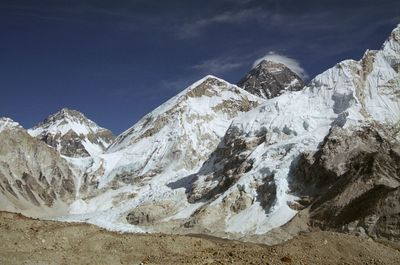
left=1, top=24, right=400, bottom=263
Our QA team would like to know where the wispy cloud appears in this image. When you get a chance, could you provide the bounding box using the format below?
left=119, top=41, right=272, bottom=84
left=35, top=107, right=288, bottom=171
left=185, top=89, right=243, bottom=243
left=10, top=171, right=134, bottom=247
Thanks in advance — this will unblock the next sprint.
left=176, top=8, right=269, bottom=39
left=160, top=78, right=194, bottom=92
left=253, top=52, right=308, bottom=79
left=192, top=56, right=245, bottom=75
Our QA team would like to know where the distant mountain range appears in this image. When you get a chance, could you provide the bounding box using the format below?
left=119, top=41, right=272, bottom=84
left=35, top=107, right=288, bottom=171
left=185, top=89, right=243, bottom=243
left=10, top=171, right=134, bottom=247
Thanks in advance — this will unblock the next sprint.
left=1, top=24, right=399, bottom=244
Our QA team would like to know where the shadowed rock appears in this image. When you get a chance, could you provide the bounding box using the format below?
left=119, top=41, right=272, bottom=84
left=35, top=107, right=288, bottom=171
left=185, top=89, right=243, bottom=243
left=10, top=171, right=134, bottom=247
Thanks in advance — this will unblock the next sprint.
left=291, top=124, right=400, bottom=242
left=237, top=60, right=304, bottom=99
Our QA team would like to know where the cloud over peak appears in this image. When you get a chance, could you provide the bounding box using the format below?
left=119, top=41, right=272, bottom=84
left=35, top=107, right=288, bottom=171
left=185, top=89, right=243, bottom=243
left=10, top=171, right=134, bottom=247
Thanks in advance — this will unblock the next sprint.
left=253, top=52, right=308, bottom=79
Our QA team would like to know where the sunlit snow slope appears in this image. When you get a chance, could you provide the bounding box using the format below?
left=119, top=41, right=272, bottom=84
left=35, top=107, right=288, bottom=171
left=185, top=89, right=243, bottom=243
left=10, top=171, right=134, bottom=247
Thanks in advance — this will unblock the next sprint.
left=184, top=24, right=400, bottom=235
left=64, top=25, right=400, bottom=236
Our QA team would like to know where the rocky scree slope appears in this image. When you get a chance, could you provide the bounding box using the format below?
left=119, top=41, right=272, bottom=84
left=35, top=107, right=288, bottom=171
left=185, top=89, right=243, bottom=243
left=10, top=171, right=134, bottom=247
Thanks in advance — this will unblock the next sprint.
left=2, top=212, right=400, bottom=265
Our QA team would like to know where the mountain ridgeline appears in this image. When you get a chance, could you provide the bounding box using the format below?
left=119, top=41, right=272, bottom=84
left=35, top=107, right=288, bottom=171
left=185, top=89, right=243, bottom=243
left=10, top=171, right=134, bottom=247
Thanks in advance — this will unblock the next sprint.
left=0, top=24, right=399, bottom=244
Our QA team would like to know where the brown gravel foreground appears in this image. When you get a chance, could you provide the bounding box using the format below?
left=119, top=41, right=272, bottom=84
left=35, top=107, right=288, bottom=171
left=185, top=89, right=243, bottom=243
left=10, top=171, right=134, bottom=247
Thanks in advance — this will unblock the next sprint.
left=1, top=212, right=399, bottom=265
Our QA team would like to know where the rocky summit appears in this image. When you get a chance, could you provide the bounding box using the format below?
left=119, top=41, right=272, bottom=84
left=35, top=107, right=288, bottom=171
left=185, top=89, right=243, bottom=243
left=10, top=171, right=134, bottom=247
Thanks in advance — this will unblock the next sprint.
left=237, top=60, right=305, bottom=99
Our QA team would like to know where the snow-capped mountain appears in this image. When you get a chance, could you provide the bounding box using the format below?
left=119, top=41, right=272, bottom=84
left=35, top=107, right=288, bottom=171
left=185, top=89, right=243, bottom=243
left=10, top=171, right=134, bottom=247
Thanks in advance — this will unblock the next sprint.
left=28, top=108, right=114, bottom=158
left=237, top=60, right=304, bottom=99
left=51, top=25, right=400, bottom=242
left=1, top=24, right=399, bottom=244
left=89, top=24, right=399, bottom=237
left=54, top=75, right=263, bottom=231
left=183, top=24, right=400, bottom=237
left=91, top=76, right=264, bottom=189
left=0, top=118, right=76, bottom=217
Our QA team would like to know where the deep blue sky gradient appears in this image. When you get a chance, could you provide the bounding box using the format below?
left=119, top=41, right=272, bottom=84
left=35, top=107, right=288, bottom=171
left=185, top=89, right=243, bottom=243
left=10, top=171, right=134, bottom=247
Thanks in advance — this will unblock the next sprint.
left=1, top=0, right=399, bottom=134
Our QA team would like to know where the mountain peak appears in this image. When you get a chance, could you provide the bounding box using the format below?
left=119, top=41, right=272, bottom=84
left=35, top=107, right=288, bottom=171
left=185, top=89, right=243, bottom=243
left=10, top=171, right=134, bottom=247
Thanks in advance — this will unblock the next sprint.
left=49, top=108, right=89, bottom=123
left=0, top=117, right=21, bottom=133
left=103, top=76, right=263, bottom=187
left=59, top=107, right=82, bottom=115
left=256, top=59, right=287, bottom=70
left=381, top=24, right=400, bottom=68
left=28, top=109, right=114, bottom=157
left=31, top=108, right=105, bottom=135
left=237, top=59, right=305, bottom=99
left=184, top=75, right=230, bottom=92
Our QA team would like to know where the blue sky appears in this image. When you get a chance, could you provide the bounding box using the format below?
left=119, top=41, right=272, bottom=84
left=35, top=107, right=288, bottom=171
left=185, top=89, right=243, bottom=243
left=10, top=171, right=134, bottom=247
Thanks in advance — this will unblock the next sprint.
left=1, top=0, right=399, bottom=134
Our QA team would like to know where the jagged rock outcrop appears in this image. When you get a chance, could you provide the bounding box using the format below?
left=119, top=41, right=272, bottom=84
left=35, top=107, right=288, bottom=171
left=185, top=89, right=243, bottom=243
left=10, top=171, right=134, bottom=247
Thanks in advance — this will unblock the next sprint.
left=28, top=108, right=114, bottom=158
left=237, top=60, right=304, bottom=99
left=188, top=127, right=265, bottom=203
left=0, top=118, right=76, bottom=217
left=292, top=124, right=400, bottom=242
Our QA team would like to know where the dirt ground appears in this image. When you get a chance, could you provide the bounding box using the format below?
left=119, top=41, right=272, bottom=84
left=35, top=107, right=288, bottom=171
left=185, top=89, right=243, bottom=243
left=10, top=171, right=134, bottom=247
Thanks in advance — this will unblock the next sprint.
left=0, top=212, right=399, bottom=265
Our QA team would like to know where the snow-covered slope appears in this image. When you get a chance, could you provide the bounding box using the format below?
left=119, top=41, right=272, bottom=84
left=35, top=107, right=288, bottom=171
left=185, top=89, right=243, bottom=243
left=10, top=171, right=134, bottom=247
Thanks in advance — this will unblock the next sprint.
left=28, top=108, right=114, bottom=157
left=57, top=75, right=264, bottom=230
left=184, top=24, right=400, bottom=235
left=54, top=25, right=400, bottom=239
left=93, top=75, right=264, bottom=188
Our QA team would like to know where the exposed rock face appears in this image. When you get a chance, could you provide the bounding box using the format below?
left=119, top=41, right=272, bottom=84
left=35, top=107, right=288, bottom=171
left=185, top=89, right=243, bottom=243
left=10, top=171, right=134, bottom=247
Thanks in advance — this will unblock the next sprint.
left=28, top=108, right=114, bottom=157
left=188, top=128, right=265, bottom=203
left=0, top=118, right=76, bottom=217
left=292, top=125, right=400, bottom=242
left=237, top=60, right=304, bottom=99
